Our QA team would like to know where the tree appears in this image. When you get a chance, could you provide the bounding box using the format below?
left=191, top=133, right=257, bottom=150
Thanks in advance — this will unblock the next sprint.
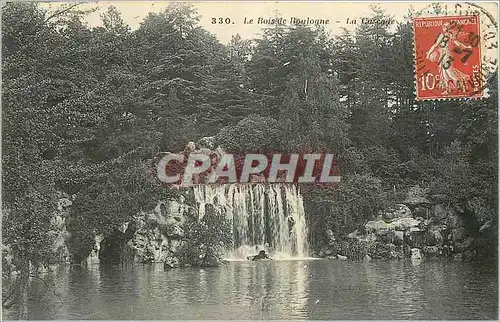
left=2, top=3, right=83, bottom=317
left=334, top=7, right=395, bottom=148
left=130, top=3, right=255, bottom=138
left=178, top=204, right=233, bottom=267
left=278, top=52, right=349, bottom=153
left=215, top=114, right=281, bottom=153
left=2, top=5, right=165, bottom=316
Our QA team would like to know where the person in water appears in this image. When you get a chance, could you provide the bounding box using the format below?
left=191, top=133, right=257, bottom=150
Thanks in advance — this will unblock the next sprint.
left=252, top=250, right=271, bottom=261
left=247, top=246, right=261, bottom=260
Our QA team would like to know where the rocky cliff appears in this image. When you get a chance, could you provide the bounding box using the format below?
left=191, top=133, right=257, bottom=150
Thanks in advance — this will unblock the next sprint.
left=317, top=186, right=490, bottom=262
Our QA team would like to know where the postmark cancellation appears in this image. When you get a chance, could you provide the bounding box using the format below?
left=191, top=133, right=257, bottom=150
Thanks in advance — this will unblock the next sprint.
left=412, top=3, right=498, bottom=101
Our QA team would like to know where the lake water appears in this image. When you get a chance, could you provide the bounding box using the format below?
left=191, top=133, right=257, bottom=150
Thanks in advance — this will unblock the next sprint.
left=3, top=259, right=498, bottom=320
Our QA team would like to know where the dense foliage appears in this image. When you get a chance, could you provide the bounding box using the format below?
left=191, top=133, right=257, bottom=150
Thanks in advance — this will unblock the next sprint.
left=178, top=205, right=233, bottom=267
left=2, top=3, right=497, bottom=316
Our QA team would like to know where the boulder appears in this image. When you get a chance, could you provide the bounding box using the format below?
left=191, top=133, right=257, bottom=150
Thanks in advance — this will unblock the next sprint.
left=317, top=248, right=327, bottom=258
left=394, top=246, right=406, bottom=259
left=153, top=227, right=162, bottom=241
left=393, top=204, right=412, bottom=218
left=50, top=214, right=65, bottom=230
left=185, top=141, right=196, bottom=152
left=479, top=220, right=492, bottom=233
left=57, top=197, right=73, bottom=211
left=381, top=204, right=412, bottom=222
left=158, top=238, right=170, bottom=262
left=365, top=220, right=391, bottom=233
left=365, top=217, right=421, bottom=235
left=169, top=239, right=182, bottom=253
left=144, top=213, right=159, bottom=228
left=392, top=217, right=421, bottom=230
left=153, top=212, right=167, bottom=228
left=166, top=224, right=184, bottom=239
left=86, top=235, right=102, bottom=264
left=323, top=248, right=336, bottom=257
left=410, top=248, right=424, bottom=260
left=161, top=200, right=187, bottom=224
left=347, top=229, right=360, bottom=239
left=249, top=173, right=267, bottom=183
left=197, top=136, right=216, bottom=149
left=431, top=204, right=450, bottom=221
left=130, top=233, right=156, bottom=263
left=326, top=229, right=337, bottom=244
left=404, top=185, right=430, bottom=206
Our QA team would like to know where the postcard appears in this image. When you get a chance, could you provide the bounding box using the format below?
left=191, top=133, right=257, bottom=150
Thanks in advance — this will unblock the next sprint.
left=1, top=1, right=498, bottom=320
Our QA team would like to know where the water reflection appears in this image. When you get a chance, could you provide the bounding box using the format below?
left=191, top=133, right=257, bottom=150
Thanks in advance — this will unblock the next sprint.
left=2, top=259, right=497, bottom=320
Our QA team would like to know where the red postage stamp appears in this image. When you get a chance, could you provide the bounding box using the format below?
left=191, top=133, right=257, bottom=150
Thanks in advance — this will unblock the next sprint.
left=413, top=15, right=483, bottom=100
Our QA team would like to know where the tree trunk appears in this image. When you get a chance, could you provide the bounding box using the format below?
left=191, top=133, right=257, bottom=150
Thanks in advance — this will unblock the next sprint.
left=18, top=260, right=30, bottom=320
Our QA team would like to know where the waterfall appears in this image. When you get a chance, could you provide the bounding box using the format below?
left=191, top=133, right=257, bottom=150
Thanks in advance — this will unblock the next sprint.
left=193, top=184, right=309, bottom=260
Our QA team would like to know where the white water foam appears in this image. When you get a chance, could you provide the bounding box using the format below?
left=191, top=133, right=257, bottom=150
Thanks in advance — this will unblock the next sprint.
left=193, top=184, right=309, bottom=260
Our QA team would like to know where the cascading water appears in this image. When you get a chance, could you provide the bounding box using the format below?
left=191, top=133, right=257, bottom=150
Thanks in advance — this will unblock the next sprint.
left=193, top=184, right=309, bottom=260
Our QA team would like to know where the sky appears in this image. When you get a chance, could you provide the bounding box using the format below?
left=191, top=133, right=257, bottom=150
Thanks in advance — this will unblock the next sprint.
left=40, top=1, right=498, bottom=44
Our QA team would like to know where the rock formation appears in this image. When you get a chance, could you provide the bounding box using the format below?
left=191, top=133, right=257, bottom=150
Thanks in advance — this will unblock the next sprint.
left=319, top=185, right=481, bottom=262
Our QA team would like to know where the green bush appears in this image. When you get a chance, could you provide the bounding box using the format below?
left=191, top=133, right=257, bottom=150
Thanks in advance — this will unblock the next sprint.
left=178, top=204, right=233, bottom=267
left=215, top=115, right=281, bottom=153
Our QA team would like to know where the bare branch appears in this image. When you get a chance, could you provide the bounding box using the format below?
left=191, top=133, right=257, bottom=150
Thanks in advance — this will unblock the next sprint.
left=29, top=274, right=64, bottom=304
left=43, top=3, right=81, bottom=24
left=28, top=297, right=53, bottom=314
left=2, top=276, right=20, bottom=308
